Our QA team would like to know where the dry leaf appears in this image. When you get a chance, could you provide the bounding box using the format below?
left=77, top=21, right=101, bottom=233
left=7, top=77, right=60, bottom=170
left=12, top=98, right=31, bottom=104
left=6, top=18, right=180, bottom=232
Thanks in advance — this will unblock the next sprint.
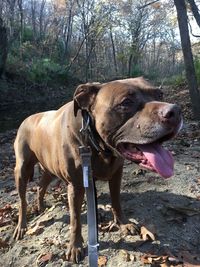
left=0, top=204, right=12, bottom=227
left=141, top=254, right=169, bottom=265
left=98, top=255, right=107, bottom=266
left=130, top=254, right=136, bottom=261
left=27, top=221, right=44, bottom=236
left=141, top=253, right=186, bottom=266
left=36, top=252, right=52, bottom=266
left=140, top=226, right=155, bottom=241
left=0, top=204, right=12, bottom=213
left=0, top=238, right=9, bottom=248
left=119, top=249, right=131, bottom=262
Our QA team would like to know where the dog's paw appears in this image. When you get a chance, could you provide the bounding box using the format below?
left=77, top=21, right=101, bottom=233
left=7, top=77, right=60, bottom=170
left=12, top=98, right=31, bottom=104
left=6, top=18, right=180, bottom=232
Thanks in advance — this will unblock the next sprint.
left=100, top=221, right=139, bottom=235
left=66, top=243, right=84, bottom=263
left=13, top=224, right=27, bottom=240
left=120, top=223, right=139, bottom=235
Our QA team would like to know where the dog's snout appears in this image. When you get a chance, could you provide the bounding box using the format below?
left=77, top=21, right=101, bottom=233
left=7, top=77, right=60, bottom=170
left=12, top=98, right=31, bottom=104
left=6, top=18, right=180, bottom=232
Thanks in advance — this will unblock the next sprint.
left=159, top=104, right=181, bottom=124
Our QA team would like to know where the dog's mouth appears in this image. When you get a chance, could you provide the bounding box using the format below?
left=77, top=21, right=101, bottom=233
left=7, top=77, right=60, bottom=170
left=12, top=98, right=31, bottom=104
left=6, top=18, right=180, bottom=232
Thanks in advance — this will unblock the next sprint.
left=117, top=142, right=174, bottom=178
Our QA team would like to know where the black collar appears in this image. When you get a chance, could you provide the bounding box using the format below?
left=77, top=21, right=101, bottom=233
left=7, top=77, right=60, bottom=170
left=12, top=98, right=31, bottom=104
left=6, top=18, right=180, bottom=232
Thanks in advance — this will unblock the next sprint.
left=80, top=110, right=112, bottom=157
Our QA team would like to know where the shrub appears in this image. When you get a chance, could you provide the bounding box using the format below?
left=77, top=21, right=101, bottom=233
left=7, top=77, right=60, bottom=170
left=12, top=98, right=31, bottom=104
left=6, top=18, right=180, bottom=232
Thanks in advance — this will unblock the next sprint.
left=27, top=58, right=68, bottom=85
left=194, top=58, right=200, bottom=85
left=131, top=64, right=144, bottom=77
left=164, top=74, right=186, bottom=86
left=22, top=27, right=34, bottom=42
left=6, top=52, right=68, bottom=85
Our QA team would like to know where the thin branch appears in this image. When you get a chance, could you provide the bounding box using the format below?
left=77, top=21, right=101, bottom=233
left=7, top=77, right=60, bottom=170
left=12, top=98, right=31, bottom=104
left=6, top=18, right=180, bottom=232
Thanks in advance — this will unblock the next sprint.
left=188, top=18, right=200, bottom=37
left=187, top=0, right=200, bottom=29
left=138, top=0, right=160, bottom=9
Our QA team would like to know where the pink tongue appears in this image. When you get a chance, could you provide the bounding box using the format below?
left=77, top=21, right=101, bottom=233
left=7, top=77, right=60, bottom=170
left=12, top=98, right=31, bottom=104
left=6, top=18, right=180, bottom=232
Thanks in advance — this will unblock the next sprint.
left=137, top=143, right=174, bottom=178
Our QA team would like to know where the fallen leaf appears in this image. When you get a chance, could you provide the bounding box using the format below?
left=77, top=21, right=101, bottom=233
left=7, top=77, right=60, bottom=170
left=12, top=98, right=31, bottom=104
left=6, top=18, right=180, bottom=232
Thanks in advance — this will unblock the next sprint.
left=36, top=252, right=53, bottom=266
left=0, top=238, right=9, bottom=248
left=130, top=254, right=136, bottom=261
left=0, top=204, right=13, bottom=227
left=0, top=204, right=12, bottom=213
left=119, top=249, right=131, bottom=262
left=27, top=221, right=44, bottom=236
left=140, top=226, right=155, bottom=241
left=0, top=218, right=12, bottom=227
left=98, top=255, right=107, bottom=266
left=141, top=254, right=175, bottom=266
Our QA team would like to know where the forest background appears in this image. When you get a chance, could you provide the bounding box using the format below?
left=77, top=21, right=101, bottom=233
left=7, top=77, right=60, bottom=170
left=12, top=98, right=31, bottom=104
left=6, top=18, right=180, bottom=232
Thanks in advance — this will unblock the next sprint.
left=1, top=0, right=200, bottom=120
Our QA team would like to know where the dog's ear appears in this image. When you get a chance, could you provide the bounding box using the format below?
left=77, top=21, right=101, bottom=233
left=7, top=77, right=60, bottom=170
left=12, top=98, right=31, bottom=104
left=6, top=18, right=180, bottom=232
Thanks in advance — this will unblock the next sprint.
left=73, top=83, right=101, bottom=116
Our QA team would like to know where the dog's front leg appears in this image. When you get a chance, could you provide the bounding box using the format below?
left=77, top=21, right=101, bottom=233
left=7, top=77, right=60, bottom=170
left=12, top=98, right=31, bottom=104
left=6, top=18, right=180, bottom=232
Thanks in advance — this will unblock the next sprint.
left=106, top=168, right=139, bottom=235
left=66, top=183, right=85, bottom=263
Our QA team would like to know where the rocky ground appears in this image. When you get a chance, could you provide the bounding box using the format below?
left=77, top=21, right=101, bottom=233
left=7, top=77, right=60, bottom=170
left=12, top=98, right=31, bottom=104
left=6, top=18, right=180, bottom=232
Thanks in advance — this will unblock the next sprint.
left=0, top=85, right=200, bottom=267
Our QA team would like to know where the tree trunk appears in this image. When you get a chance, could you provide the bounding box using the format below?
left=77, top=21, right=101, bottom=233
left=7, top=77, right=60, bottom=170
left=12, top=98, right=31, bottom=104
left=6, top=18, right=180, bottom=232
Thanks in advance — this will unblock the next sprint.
left=110, top=29, right=118, bottom=75
left=31, top=0, right=37, bottom=42
left=18, top=0, right=23, bottom=44
left=128, top=53, right=133, bottom=78
left=8, top=0, right=16, bottom=37
left=187, top=0, right=200, bottom=28
left=64, top=0, right=73, bottom=58
left=0, top=18, right=8, bottom=78
left=174, top=0, right=200, bottom=120
left=39, top=0, right=46, bottom=40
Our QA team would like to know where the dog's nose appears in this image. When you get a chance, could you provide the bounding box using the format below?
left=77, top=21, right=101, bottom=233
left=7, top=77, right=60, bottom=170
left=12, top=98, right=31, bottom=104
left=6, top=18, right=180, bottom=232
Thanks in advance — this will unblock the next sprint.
left=159, top=104, right=181, bottom=125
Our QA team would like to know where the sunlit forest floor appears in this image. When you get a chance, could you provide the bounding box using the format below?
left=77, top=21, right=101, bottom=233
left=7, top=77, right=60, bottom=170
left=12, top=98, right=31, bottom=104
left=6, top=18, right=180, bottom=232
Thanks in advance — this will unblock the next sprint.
left=0, top=85, right=200, bottom=266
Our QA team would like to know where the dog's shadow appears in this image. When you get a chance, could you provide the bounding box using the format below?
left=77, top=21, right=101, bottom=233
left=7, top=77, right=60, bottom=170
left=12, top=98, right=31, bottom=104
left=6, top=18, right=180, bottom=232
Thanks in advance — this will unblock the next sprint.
left=96, top=190, right=200, bottom=263
left=31, top=188, right=200, bottom=264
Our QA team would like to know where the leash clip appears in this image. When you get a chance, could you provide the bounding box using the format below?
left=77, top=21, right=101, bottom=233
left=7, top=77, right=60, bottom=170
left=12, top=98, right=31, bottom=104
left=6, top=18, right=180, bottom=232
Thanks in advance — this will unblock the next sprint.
left=80, top=113, right=90, bottom=134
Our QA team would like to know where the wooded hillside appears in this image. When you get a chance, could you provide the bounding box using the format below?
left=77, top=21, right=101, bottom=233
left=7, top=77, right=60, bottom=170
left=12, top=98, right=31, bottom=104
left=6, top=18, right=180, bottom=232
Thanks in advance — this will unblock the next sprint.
left=1, top=0, right=200, bottom=118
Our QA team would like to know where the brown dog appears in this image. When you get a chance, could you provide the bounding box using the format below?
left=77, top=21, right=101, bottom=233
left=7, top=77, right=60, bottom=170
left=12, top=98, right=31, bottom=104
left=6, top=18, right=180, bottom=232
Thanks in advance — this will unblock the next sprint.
left=13, top=77, right=182, bottom=263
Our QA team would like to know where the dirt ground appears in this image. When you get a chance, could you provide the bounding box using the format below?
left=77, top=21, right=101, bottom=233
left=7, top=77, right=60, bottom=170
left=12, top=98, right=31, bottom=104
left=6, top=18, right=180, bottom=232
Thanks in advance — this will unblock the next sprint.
left=0, top=85, right=200, bottom=267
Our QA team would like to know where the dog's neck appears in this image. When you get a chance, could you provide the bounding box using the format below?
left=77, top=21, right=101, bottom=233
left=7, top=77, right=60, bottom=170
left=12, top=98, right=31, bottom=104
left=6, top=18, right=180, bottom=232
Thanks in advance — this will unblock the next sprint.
left=80, top=110, right=113, bottom=157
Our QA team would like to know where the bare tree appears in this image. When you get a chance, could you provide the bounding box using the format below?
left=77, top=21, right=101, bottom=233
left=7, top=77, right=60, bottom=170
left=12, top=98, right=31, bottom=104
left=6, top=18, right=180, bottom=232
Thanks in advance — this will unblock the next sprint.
left=39, top=0, right=46, bottom=40
left=187, top=0, right=200, bottom=28
left=110, top=28, right=118, bottom=75
left=31, top=0, right=37, bottom=41
left=7, top=0, right=16, bottom=36
left=0, top=0, right=192, bottom=87
left=64, top=0, right=74, bottom=58
left=17, top=0, right=23, bottom=44
left=174, top=0, right=200, bottom=119
left=0, top=18, right=8, bottom=78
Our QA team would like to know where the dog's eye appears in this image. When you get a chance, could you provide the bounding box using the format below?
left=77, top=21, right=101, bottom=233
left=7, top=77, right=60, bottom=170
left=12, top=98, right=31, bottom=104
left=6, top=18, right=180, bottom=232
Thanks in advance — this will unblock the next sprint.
left=120, top=98, right=133, bottom=106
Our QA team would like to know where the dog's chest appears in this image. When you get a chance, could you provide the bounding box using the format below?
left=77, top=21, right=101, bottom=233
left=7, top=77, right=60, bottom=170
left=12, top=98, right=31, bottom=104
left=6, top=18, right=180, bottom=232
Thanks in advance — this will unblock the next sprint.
left=91, top=154, right=123, bottom=181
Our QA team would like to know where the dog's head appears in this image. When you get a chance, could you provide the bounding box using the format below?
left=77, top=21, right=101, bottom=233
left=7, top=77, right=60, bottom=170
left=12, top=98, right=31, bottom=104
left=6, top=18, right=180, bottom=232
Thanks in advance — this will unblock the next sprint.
left=74, top=77, right=182, bottom=178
